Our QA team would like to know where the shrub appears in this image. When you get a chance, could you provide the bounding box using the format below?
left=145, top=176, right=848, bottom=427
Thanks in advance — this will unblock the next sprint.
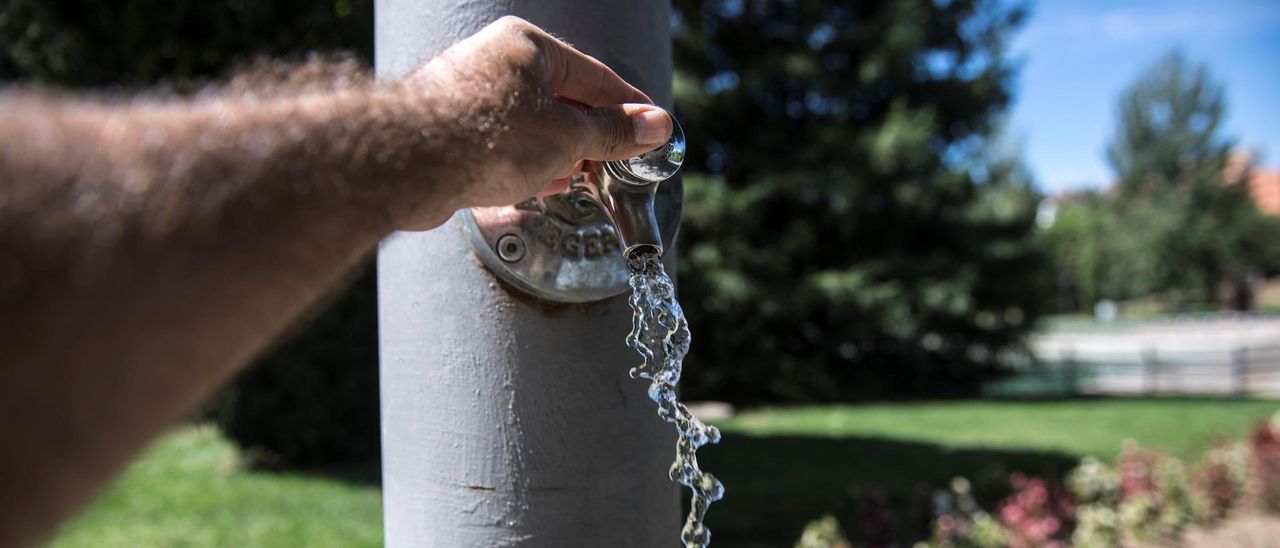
left=1151, top=457, right=1207, bottom=534
left=1195, top=439, right=1249, bottom=522
left=852, top=488, right=897, bottom=547
left=925, top=477, right=1008, bottom=548
left=1115, top=440, right=1160, bottom=500
left=1117, top=492, right=1161, bottom=543
left=1113, top=441, right=1207, bottom=541
left=1067, top=457, right=1122, bottom=548
left=1113, top=441, right=1166, bottom=541
left=929, top=512, right=1007, bottom=548
left=795, top=515, right=852, bottom=548
left=1251, top=414, right=1280, bottom=513
left=924, top=416, right=1280, bottom=548
left=1071, top=504, right=1120, bottom=548
left=996, top=473, right=1074, bottom=548
left=1067, top=457, right=1120, bottom=506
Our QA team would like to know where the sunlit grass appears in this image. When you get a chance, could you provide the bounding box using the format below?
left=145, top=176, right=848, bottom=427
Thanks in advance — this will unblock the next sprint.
left=715, top=397, right=1280, bottom=460
left=52, top=425, right=382, bottom=548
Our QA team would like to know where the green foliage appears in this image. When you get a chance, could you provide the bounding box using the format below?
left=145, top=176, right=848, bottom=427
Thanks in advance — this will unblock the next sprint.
left=0, top=0, right=372, bottom=86
left=1067, top=458, right=1123, bottom=546
left=673, top=0, right=1048, bottom=403
left=1152, top=458, right=1210, bottom=535
left=1197, top=440, right=1250, bottom=521
left=1043, top=51, right=1278, bottom=312
left=923, top=477, right=1009, bottom=548
left=1067, top=457, right=1120, bottom=506
left=924, top=421, right=1280, bottom=548
left=1071, top=503, right=1120, bottom=548
left=1070, top=443, right=1218, bottom=544
left=1108, top=52, right=1229, bottom=200
left=1042, top=194, right=1202, bottom=307
left=794, top=514, right=851, bottom=548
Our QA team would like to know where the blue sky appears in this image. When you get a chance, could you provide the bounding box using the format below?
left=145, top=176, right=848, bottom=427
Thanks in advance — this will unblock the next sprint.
left=1009, top=0, right=1280, bottom=193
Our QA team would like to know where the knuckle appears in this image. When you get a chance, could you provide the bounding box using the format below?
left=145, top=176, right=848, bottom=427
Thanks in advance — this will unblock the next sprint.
left=490, top=20, right=544, bottom=71
left=494, top=15, right=531, bottom=34
left=596, top=111, right=629, bottom=152
left=495, top=16, right=543, bottom=49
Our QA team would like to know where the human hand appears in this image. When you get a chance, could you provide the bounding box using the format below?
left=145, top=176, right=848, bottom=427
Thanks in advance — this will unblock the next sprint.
left=401, top=16, right=673, bottom=228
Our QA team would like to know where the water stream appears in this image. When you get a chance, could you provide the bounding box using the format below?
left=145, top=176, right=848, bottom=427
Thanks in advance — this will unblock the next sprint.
left=625, top=250, right=725, bottom=548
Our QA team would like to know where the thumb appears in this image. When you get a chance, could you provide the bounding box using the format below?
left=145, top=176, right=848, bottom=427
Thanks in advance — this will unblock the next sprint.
left=579, top=103, right=673, bottom=161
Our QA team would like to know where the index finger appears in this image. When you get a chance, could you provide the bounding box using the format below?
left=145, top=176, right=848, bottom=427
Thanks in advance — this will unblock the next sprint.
left=533, top=32, right=653, bottom=107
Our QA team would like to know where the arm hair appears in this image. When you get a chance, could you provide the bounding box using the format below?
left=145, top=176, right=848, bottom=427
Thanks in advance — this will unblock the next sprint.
left=0, top=57, right=467, bottom=546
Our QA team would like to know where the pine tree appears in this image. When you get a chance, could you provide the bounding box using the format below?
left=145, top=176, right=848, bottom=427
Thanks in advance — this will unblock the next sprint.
left=671, top=0, right=1047, bottom=402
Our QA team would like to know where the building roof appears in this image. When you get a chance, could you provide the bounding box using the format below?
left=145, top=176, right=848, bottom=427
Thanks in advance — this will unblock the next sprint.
left=1249, top=168, right=1280, bottom=215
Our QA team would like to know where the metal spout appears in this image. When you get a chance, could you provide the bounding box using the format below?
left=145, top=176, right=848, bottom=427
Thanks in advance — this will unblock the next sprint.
left=589, top=113, right=685, bottom=257
left=594, top=165, right=664, bottom=256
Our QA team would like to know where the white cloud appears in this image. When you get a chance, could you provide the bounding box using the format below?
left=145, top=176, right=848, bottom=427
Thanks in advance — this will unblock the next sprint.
left=1093, top=9, right=1198, bottom=41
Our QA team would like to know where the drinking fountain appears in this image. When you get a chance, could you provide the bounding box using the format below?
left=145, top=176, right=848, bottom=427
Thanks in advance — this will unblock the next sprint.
left=461, top=113, right=685, bottom=302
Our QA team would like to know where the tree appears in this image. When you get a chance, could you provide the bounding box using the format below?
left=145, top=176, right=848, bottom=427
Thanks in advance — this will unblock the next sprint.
left=1108, top=51, right=1230, bottom=200
left=1041, top=192, right=1192, bottom=311
left=1105, top=52, right=1268, bottom=307
left=1, top=0, right=372, bottom=86
left=671, top=0, right=1048, bottom=403
left=1043, top=52, right=1280, bottom=313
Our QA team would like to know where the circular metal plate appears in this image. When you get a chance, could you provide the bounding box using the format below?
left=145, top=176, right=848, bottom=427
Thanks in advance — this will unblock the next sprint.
left=462, top=174, right=681, bottom=303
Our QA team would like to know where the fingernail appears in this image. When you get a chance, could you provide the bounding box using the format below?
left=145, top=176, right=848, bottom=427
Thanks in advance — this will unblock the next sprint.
left=632, top=107, right=670, bottom=145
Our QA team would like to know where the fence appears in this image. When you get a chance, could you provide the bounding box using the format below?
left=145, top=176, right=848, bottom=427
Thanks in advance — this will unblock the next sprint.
left=986, top=316, right=1280, bottom=397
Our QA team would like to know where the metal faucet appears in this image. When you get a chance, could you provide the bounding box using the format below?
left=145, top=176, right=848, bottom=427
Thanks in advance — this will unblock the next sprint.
left=460, top=110, right=684, bottom=302
left=587, top=113, right=685, bottom=257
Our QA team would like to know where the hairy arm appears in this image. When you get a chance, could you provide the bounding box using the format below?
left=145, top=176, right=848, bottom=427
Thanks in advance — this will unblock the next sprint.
left=0, top=16, right=671, bottom=546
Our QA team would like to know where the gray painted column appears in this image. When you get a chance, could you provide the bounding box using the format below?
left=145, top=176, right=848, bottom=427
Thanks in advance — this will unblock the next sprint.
left=375, top=1, right=679, bottom=546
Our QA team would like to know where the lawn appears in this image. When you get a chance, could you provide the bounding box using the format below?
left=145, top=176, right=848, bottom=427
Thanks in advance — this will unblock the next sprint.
left=51, top=426, right=382, bottom=548
left=50, top=398, right=1280, bottom=547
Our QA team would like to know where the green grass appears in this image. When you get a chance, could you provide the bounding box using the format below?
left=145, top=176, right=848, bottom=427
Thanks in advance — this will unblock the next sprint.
left=700, top=397, right=1280, bottom=546
left=50, top=398, right=1280, bottom=547
left=51, top=425, right=382, bottom=548
left=714, top=398, right=1280, bottom=460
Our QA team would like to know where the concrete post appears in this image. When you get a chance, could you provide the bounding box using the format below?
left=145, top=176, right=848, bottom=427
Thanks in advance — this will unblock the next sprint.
left=1233, top=347, right=1249, bottom=397
left=1061, top=349, right=1078, bottom=396
left=375, top=2, right=679, bottom=546
left=1143, top=348, right=1158, bottom=395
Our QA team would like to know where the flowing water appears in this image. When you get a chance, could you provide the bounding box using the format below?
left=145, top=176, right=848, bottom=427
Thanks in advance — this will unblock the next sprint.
left=625, top=250, right=725, bottom=548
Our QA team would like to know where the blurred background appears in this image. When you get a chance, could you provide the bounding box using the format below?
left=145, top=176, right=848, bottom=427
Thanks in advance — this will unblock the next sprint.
left=5, top=0, right=1280, bottom=546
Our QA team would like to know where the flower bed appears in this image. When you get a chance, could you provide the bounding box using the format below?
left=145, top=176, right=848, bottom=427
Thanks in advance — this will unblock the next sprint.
left=795, top=411, right=1280, bottom=547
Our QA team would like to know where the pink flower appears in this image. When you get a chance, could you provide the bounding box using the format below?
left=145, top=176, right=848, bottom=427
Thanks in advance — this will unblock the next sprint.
left=1001, top=504, right=1023, bottom=522
left=1042, top=516, right=1061, bottom=534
